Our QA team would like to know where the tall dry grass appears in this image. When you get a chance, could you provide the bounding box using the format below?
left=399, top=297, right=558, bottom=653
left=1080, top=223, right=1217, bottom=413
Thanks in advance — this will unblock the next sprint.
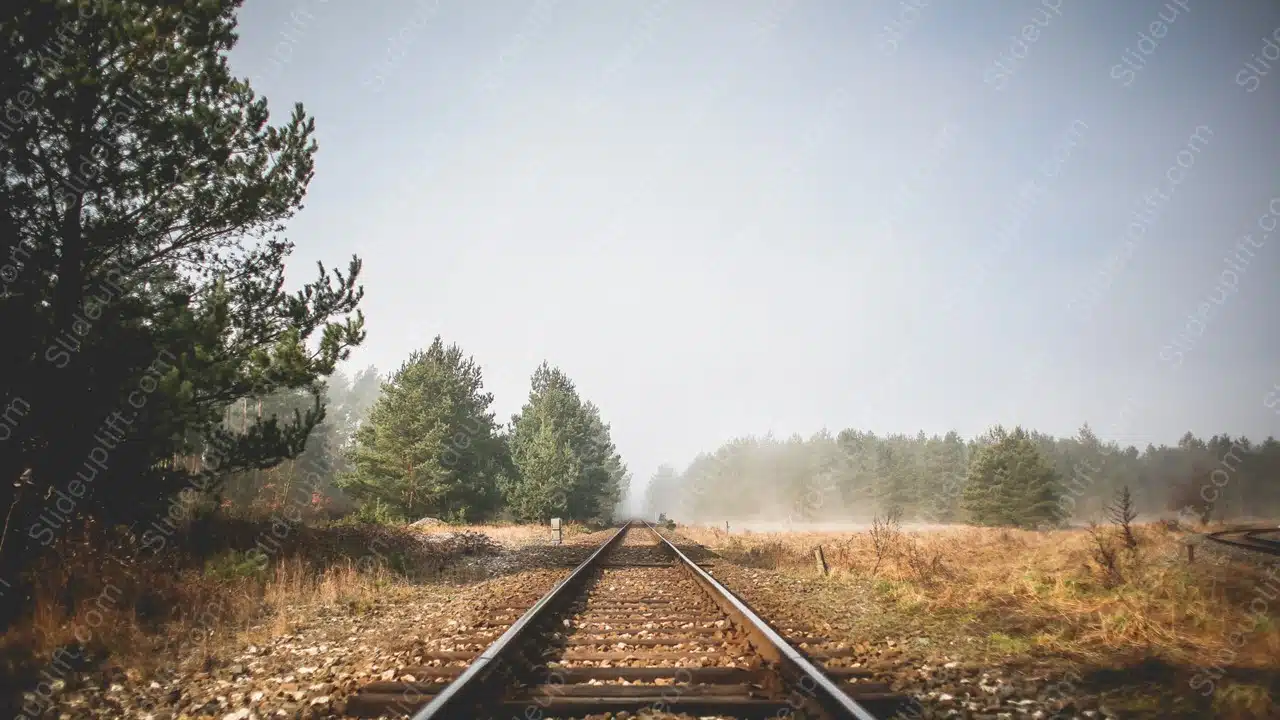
left=0, top=516, right=472, bottom=714
left=680, top=522, right=1280, bottom=669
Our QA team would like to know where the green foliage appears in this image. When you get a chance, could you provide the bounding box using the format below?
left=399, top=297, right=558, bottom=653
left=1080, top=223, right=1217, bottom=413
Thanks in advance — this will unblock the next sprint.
left=962, top=426, right=1065, bottom=529
left=644, top=429, right=973, bottom=524
left=920, top=431, right=968, bottom=523
left=0, top=0, right=364, bottom=595
left=986, top=631, right=1032, bottom=655
left=645, top=421, right=1280, bottom=527
left=338, top=337, right=505, bottom=522
left=341, top=497, right=404, bottom=526
left=504, top=363, right=629, bottom=522
left=1108, top=485, right=1139, bottom=550
left=204, top=550, right=268, bottom=582
left=217, top=364, right=381, bottom=516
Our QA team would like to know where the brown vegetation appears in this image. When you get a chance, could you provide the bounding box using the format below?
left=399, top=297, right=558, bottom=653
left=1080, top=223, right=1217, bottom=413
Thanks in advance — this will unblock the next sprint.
left=0, top=515, right=502, bottom=717
left=680, top=521, right=1280, bottom=718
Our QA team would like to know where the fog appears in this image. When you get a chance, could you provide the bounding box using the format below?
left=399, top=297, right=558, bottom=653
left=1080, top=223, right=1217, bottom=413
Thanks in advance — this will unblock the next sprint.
left=635, top=428, right=1280, bottom=528
left=223, top=1, right=1280, bottom=526
left=682, top=520, right=958, bottom=534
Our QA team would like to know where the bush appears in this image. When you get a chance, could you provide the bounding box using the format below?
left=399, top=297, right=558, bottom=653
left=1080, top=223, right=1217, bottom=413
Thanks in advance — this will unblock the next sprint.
left=203, top=549, right=269, bottom=581
left=344, top=498, right=404, bottom=526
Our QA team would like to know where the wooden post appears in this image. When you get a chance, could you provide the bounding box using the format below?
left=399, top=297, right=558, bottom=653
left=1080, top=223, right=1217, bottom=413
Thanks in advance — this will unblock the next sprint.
left=814, top=545, right=828, bottom=576
left=1187, top=543, right=1195, bottom=563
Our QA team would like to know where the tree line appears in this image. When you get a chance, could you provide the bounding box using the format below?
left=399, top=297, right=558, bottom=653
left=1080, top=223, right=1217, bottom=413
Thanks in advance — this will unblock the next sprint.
left=644, top=424, right=1280, bottom=528
left=0, top=2, right=632, bottom=625
left=333, top=340, right=629, bottom=524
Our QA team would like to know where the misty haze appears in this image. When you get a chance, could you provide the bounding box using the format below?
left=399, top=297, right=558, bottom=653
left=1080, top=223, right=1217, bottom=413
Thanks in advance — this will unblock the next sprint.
left=2, top=1, right=1279, bottom=719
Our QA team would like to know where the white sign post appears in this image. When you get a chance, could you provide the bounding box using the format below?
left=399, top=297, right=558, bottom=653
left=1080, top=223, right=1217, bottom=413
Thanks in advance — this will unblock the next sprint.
left=551, top=517, right=562, bottom=545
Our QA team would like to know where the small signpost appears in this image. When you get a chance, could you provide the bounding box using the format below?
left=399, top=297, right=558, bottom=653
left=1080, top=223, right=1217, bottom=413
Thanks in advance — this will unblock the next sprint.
left=813, top=545, right=828, bottom=576
left=551, top=517, right=562, bottom=545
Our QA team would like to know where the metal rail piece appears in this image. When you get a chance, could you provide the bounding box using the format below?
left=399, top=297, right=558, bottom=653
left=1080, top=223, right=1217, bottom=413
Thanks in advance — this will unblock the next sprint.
left=647, top=521, right=884, bottom=720
left=1207, top=526, right=1280, bottom=556
left=410, top=522, right=630, bottom=720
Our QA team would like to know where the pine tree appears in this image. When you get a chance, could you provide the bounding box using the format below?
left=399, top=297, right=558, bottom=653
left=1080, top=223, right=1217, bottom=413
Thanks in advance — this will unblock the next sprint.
left=566, top=401, right=628, bottom=521
left=962, top=426, right=1065, bottom=528
left=505, top=363, right=625, bottom=522
left=874, top=443, right=911, bottom=517
left=920, top=431, right=967, bottom=522
left=0, top=0, right=364, bottom=594
left=339, top=338, right=503, bottom=521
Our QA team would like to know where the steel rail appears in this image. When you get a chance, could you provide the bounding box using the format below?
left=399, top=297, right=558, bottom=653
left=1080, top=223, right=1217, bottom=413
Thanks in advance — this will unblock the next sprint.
left=646, top=521, right=884, bottom=720
left=1205, top=527, right=1280, bottom=557
left=1245, top=529, right=1280, bottom=546
left=410, top=521, right=631, bottom=720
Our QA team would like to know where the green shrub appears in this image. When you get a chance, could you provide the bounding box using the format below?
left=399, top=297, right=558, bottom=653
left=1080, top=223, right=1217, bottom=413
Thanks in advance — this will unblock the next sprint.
left=342, top=499, right=404, bottom=526
left=204, top=550, right=268, bottom=581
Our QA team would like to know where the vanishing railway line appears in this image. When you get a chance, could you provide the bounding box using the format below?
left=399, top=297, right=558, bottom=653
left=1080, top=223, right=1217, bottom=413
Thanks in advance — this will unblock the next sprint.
left=343, top=521, right=912, bottom=719
left=1206, top=526, right=1280, bottom=556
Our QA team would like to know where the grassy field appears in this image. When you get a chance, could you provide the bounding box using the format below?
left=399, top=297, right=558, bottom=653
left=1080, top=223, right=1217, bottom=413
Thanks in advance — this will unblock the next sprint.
left=678, top=520, right=1280, bottom=718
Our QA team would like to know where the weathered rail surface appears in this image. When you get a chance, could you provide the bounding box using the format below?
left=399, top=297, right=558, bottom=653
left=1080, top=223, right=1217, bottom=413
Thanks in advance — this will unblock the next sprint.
left=342, top=520, right=913, bottom=719
left=1207, top=526, right=1280, bottom=556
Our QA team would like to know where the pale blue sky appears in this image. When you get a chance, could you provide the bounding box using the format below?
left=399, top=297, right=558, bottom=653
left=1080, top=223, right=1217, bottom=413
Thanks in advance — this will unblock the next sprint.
left=227, top=0, right=1280, bottom=491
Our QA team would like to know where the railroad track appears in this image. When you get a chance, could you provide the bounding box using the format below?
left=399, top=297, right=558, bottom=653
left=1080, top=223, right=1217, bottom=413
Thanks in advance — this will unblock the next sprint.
left=1206, top=526, right=1280, bottom=556
left=342, top=520, right=913, bottom=719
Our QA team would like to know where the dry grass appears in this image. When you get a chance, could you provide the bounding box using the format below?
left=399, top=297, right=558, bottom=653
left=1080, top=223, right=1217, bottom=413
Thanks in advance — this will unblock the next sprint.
left=681, top=521, right=1280, bottom=716
left=409, top=521, right=593, bottom=545
left=681, top=522, right=1280, bottom=669
left=0, top=516, right=490, bottom=714
left=0, top=515, right=607, bottom=707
